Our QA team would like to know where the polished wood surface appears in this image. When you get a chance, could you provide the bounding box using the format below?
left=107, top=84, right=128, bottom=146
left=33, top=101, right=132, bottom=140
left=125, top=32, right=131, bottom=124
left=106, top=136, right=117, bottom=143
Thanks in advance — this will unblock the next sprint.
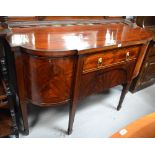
left=4, top=21, right=152, bottom=135
left=7, top=23, right=152, bottom=52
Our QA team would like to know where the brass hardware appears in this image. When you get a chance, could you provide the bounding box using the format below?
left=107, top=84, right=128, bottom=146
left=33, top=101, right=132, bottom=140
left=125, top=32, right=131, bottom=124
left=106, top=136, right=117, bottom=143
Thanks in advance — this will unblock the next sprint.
left=98, top=57, right=103, bottom=65
left=126, top=52, right=130, bottom=61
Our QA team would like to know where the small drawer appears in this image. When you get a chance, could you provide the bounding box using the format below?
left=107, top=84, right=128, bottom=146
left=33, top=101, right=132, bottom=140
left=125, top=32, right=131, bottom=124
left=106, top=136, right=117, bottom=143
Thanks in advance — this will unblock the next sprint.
left=83, top=46, right=140, bottom=73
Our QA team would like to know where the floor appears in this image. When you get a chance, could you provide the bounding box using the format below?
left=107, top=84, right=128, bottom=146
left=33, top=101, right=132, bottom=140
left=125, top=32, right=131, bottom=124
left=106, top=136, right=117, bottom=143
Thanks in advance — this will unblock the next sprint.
left=20, top=85, right=155, bottom=138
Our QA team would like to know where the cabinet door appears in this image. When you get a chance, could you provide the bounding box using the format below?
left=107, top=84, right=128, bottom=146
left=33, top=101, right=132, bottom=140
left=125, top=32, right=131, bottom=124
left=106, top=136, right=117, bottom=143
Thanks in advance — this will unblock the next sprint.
left=142, top=58, right=155, bottom=83
left=22, top=53, right=75, bottom=106
left=79, top=60, right=136, bottom=100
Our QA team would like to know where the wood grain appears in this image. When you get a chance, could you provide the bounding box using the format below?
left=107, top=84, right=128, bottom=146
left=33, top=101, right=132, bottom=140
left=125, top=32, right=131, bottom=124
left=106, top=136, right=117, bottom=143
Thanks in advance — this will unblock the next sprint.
left=3, top=21, right=152, bottom=135
left=7, top=23, right=152, bottom=52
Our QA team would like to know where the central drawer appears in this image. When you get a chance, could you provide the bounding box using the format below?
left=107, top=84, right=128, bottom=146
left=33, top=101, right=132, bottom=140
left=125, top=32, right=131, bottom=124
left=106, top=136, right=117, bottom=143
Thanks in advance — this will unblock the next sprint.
left=83, top=46, right=140, bottom=73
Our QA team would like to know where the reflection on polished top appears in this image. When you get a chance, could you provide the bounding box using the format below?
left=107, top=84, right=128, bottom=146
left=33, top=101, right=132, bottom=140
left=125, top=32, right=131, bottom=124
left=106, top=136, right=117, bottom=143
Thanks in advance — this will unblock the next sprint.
left=7, top=23, right=152, bottom=52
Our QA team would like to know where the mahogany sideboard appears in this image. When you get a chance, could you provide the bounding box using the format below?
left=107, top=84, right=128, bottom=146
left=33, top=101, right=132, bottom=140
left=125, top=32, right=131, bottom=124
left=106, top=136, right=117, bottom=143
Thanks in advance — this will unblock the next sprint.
left=0, top=19, right=152, bottom=135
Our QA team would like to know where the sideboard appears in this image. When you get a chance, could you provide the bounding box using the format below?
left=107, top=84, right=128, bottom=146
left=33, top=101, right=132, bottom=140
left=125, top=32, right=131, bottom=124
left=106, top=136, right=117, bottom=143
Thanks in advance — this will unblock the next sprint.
left=0, top=18, right=152, bottom=135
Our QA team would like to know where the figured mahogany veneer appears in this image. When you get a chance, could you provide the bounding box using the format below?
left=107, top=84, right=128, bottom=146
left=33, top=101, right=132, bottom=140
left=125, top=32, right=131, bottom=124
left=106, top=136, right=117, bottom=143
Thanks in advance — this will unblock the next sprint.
left=22, top=51, right=76, bottom=106
left=4, top=22, right=152, bottom=135
left=80, top=60, right=136, bottom=100
left=83, top=46, right=140, bottom=73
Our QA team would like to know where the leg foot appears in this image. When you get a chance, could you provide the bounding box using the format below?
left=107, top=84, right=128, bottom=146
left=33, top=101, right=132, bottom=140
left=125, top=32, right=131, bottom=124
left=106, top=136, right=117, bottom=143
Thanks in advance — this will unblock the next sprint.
left=68, top=96, right=78, bottom=135
left=15, top=133, right=19, bottom=138
left=68, top=100, right=77, bottom=135
left=117, top=82, right=131, bottom=111
left=117, top=105, right=121, bottom=111
left=67, top=128, right=72, bottom=135
left=20, top=102, right=29, bottom=136
left=24, top=129, right=29, bottom=135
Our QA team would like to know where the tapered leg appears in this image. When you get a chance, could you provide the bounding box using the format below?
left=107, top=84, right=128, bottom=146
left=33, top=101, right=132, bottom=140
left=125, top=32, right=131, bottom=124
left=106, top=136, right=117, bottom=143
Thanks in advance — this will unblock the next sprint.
left=20, top=101, right=29, bottom=135
left=117, top=82, right=131, bottom=111
left=68, top=100, right=78, bottom=135
left=67, top=56, right=83, bottom=135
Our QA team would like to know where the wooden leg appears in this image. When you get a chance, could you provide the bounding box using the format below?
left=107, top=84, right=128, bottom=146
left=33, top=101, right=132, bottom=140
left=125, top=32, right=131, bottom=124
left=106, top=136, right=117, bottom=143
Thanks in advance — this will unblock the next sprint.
left=68, top=100, right=78, bottom=135
left=117, top=82, right=131, bottom=111
left=67, top=56, right=83, bottom=135
left=20, top=101, right=29, bottom=135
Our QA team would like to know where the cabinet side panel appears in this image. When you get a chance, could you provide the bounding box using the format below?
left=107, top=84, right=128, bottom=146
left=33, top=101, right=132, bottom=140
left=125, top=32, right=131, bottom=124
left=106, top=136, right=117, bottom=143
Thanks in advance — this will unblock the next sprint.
left=22, top=53, right=75, bottom=106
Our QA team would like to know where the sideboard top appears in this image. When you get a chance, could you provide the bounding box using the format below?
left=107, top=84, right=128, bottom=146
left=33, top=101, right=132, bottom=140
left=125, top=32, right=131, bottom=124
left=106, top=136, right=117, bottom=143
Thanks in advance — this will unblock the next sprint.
left=6, top=22, right=152, bottom=53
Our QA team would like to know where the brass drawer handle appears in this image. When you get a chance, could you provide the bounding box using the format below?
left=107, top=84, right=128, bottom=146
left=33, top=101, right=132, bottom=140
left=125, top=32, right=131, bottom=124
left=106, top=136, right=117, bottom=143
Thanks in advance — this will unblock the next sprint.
left=126, top=52, right=130, bottom=61
left=98, top=57, right=103, bottom=66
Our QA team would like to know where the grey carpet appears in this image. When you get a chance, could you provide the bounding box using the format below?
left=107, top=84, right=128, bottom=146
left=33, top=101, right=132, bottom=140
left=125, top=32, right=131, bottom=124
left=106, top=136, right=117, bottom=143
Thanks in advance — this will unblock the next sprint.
left=20, top=85, right=155, bottom=138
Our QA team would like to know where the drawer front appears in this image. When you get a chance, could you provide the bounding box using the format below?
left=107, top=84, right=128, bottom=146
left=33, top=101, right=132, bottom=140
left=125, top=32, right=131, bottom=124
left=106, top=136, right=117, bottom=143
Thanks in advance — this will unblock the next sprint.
left=83, top=46, right=140, bottom=73
left=80, top=60, right=136, bottom=100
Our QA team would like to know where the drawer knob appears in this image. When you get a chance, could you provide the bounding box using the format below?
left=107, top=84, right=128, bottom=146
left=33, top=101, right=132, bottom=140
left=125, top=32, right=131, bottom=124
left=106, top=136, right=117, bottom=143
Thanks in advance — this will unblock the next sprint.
left=98, top=57, right=103, bottom=65
left=126, top=52, right=130, bottom=61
